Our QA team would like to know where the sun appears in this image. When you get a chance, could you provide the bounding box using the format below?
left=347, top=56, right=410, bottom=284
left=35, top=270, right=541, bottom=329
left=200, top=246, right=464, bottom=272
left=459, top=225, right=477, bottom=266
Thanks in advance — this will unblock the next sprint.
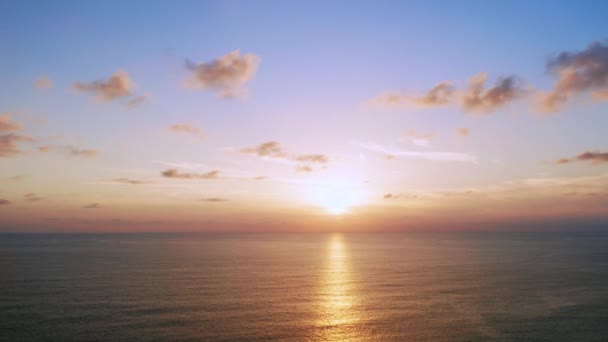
left=328, top=206, right=348, bottom=216
left=310, top=181, right=364, bottom=215
left=324, top=193, right=352, bottom=215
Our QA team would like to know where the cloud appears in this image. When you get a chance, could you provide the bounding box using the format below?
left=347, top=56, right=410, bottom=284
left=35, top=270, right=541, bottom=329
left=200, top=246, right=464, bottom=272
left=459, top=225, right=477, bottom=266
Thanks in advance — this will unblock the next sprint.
left=253, top=176, right=267, bottom=180
left=36, top=144, right=97, bottom=158
left=238, top=141, right=329, bottom=173
left=0, top=116, right=32, bottom=157
left=66, top=145, right=99, bottom=159
left=539, top=40, right=608, bottom=112
left=0, top=199, right=10, bottom=205
left=295, top=154, right=329, bottom=163
left=38, top=144, right=55, bottom=153
left=73, top=70, right=133, bottom=101
left=24, top=193, right=45, bottom=202
left=161, top=169, right=220, bottom=179
left=185, top=50, right=261, bottom=98
left=240, top=141, right=328, bottom=165
left=370, top=74, right=524, bottom=113
left=126, top=94, right=148, bottom=109
left=592, top=90, right=608, bottom=101
left=413, top=82, right=456, bottom=107
left=153, top=160, right=214, bottom=171
left=356, top=142, right=478, bottom=163
left=200, top=197, right=229, bottom=202
left=555, top=150, right=608, bottom=165
left=555, top=158, right=571, bottom=165
left=83, top=203, right=102, bottom=209
left=383, top=193, right=419, bottom=200
left=109, top=178, right=148, bottom=185
left=168, top=123, right=205, bottom=139
left=367, top=92, right=408, bottom=107
left=462, top=73, right=525, bottom=113
left=0, top=114, right=23, bottom=132
left=6, top=175, right=24, bottom=181
left=239, top=141, right=288, bottom=158
left=0, top=133, right=34, bottom=157
left=400, top=174, right=608, bottom=219
left=368, top=82, right=455, bottom=108
left=295, top=165, right=313, bottom=173
left=35, top=76, right=53, bottom=89
left=456, top=127, right=470, bottom=137
left=404, top=130, right=435, bottom=147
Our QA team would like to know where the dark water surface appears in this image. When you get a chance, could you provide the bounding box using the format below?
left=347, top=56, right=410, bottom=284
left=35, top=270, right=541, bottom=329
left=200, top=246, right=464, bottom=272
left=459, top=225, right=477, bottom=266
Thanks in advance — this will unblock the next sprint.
left=1, top=232, right=608, bottom=341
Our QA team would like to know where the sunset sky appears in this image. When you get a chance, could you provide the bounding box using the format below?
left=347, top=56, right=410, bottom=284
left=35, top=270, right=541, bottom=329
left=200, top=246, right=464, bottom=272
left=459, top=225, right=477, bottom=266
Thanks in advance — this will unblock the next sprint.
left=1, top=1, right=608, bottom=232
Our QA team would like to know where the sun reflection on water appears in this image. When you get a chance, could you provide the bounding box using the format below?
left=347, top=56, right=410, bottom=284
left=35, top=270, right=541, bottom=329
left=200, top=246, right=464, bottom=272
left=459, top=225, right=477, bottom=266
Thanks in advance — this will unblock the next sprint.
left=315, top=233, right=362, bottom=341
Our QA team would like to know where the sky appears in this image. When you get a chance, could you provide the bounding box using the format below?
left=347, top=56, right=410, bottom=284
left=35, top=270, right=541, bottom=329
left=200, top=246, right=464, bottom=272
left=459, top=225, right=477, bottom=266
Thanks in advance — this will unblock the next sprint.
left=1, top=0, right=608, bottom=232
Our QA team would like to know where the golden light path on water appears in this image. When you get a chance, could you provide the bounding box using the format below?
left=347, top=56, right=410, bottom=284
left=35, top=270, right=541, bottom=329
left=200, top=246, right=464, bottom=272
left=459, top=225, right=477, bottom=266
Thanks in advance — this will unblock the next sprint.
left=316, top=233, right=364, bottom=341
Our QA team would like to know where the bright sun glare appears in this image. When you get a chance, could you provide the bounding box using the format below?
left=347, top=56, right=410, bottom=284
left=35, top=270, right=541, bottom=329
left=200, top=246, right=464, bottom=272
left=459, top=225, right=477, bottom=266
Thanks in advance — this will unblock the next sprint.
left=312, top=181, right=363, bottom=215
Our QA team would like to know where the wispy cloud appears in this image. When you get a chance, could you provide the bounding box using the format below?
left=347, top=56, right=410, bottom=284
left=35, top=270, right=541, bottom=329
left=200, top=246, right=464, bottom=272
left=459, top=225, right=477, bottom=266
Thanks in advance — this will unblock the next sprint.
left=382, top=193, right=418, bottom=200
left=239, top=141, right=288, bottom=158
left=295, top=165, right=313, bottom=173
left=185, top=50, right=261, bottom=98
left=73, top=70, right=147, bottom=108
left=412, top=174, right=608, bottom=213
left=38, top=144, right=55, bottom=153
left=153, top=160, right=214, bottom=171
left=200, top=197, right=229, bottom=202
left=238, top=141, right=329, bottom=173
left=73, top=70, right=133, bottom=101
left=367, top=91, right=408, bottom=107
left=404, top=130, right=435, bottom=148
left=83, top=203, right=102, bottom=209
left=462, top=73, right=525, bottom=113
left=538, top=40, right=608, bottom=113
left=592, top=90, right=608, bottom=101
left=238, top=141, right=329, bottom=172
left=168, top=123, right=205, bottom=139
left=0, top=115, right=34, bottom=157
left=555, top=150, right=608, bottom=165
left=355, top=141, right=478, bottom=163
left=34, top=76, right=53, bottom=89
left=368, top=82, right=455, bottom=108
left=0, top=114, right=23, bottom=132
left=24, top=193, right=45, bottom=202
left=369, top=73, right=524, bottom=114
left=161, top=169, right=220, bottom=179
left=34, top=143, right=98, bottom=158
left=126, top=94, right=148, bottom=109
left=413, top=82, right=456, bottom=107
left=456, top=127, right=470, bottom=137
left=66, top=145, right=99, bottom=159
left=108, top=178, right=149, bottom=185
left=294, top=154, right=329, bottom=163
left=0, top=133, right=34, bottom=157
left=151, top=161, right=266, bottom=182
left=0, top=199, right=10, bottom=205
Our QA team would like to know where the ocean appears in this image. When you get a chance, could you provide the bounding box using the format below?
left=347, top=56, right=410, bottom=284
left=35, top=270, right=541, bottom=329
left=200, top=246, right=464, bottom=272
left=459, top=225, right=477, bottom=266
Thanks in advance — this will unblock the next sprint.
left=1, top=232, right=607, bottom=341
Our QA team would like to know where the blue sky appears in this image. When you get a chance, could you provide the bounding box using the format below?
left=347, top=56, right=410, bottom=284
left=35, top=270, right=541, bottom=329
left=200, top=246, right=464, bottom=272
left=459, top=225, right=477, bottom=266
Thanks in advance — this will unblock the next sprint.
left=1, top=1, right=608, bottom=231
